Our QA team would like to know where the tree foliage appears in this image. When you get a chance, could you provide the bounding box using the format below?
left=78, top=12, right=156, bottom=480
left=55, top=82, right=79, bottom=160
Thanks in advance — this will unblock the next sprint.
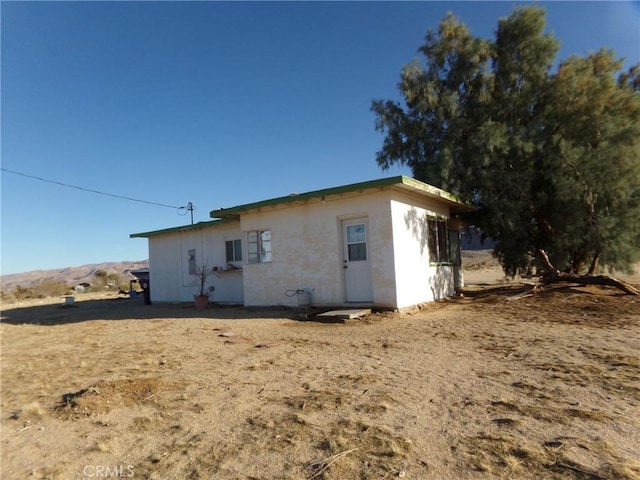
left=372, top=6, right=640, bottom=276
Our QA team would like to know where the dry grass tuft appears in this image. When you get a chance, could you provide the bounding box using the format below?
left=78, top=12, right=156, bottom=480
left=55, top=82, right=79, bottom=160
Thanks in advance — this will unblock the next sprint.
left=307, top=448, right=359, bottom=480
left=27, top=465, right=65, bottom=480
left=89, top=436, right=113, bottom=453
left=599, top=459, right=640, bottom=480
left=131, top=414, right=161, bottom=432
left=53, top=378, right=177, bottom=420
left=461, top=433, right=640, bottom=480
left=14, top=401, right=45, bottom=421
left=461, top=433, right=551, bottom=478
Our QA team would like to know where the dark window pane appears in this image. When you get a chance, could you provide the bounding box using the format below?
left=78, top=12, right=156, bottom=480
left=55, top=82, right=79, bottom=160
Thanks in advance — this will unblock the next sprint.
left=188, top=249, right=196, bottom=274
left=348, top=243, right=367, bottom=261
left=438, top=222, right=449, bottom=262
left=225, top=241, right=234, bottom=262
left=428, top=220, right=438, bottom=263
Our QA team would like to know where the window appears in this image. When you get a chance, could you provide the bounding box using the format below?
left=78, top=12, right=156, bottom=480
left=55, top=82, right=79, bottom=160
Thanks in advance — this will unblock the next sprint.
left=247, top=230, right=271, bottom=264
left=346, top=223, right=367, bottom=261
left=225, top=239, right=242, bottom=262
left=428, top=219, right=450, bottom=264
left=188, top=249, right=196, bottom=274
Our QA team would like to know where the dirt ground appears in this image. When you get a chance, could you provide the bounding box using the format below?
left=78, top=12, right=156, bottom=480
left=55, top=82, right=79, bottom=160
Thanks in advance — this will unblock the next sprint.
left=1, top=262, right=639, bottom=479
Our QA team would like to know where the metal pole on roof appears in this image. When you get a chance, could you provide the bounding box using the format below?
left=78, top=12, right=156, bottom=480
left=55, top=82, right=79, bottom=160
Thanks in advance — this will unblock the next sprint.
left=178, top=202, right=195, bottom=224
left=188, top=202, right=194, bottom=225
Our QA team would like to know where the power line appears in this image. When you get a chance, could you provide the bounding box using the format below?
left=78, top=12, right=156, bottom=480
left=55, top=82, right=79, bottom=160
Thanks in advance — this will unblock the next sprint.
left=1, top=167, right=182, bottom=210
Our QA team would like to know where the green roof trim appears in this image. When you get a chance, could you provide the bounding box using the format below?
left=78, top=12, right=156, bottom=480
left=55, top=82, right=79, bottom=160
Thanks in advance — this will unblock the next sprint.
left=209, top=176, right=471, bottom=219
left=130, top=219, right=235, bottom=239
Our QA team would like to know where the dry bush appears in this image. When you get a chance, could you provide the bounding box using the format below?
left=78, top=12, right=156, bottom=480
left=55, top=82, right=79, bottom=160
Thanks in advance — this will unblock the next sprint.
left=11, top=280, right=72, bottom=300
left=1, top=287, right=15, bottom=302
left=92, top=270, right=127, bottom=291
left=54, top=378, right=177, bottom=420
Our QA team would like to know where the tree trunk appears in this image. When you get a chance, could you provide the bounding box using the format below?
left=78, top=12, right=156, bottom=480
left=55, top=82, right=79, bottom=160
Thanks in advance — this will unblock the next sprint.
left=537, top=250, right=639, bottom=295
left=587, top=252, right=600, bottom=276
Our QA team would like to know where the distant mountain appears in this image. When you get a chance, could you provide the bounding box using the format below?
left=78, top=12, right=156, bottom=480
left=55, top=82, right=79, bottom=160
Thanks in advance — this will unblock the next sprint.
left=0, top=260, right=149, bottom=291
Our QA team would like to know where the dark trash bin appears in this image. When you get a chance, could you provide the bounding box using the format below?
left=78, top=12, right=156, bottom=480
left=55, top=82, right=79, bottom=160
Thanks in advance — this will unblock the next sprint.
left=142, top=280, right=151, bottom=305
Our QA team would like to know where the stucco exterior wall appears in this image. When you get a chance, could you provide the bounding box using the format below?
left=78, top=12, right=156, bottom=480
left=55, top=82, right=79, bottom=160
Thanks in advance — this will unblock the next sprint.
left=240, top=191, right=396, bottom=307
left=148, top=234, right=185, bottom=302
left=389, top=191, right=454, bottom=309
left=147, top=222, right=243, bottom=303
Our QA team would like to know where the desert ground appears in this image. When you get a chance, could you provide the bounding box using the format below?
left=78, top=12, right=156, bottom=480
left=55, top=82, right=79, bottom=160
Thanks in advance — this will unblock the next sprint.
left=1, top=256, right=639, bottom=480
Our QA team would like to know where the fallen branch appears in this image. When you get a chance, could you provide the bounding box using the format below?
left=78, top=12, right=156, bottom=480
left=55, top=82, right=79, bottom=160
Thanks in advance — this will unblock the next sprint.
left=537, top=250, right=639, bottom=295
left=505, top=284, right=543, bottom=302
left=541, top=273, right=639, bottom=295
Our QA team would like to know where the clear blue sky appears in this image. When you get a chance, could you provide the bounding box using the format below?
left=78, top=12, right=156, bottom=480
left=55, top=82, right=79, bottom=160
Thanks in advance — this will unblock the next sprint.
left=2, top=1, right=639, bottom=275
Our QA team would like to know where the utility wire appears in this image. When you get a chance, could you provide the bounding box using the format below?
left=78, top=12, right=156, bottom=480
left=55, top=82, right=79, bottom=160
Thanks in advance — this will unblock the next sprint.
left=1, top=167, right=181, bottom=210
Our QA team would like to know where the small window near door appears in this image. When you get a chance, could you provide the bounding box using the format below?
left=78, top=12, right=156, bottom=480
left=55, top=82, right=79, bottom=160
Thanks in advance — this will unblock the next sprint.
left=346, top=223, right=367, bottom=261
left=428, top=219, right=450, bottom=264
left=225, top=239, right=242, bottom=262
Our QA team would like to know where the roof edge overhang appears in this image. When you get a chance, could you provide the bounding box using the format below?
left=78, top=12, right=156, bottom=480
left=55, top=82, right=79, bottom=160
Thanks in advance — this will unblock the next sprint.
left=396, top=177, right=475, bottom=214
left=130, top=218, right=236, bottom=239
left=209, top=176, right=473, bottom=219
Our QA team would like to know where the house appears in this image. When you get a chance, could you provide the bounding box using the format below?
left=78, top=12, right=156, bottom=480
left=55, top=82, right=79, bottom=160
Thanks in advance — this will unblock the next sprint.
left=130, top=176, right=472, bottom=310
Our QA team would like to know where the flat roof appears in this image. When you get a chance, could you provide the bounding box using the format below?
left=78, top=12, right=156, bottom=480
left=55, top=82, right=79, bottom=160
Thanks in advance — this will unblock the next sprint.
left=209, top=175, right=472, bottom=219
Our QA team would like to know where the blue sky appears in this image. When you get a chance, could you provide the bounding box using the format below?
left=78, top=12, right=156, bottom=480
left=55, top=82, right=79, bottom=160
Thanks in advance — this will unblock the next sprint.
left=2, top=1, right=639, bottom=275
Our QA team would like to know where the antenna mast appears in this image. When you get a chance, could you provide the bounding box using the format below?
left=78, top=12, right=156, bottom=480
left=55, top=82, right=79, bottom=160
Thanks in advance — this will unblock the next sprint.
left=187, top=202, right=194, bottom=225
left=178, top=202, right=195, bottom=224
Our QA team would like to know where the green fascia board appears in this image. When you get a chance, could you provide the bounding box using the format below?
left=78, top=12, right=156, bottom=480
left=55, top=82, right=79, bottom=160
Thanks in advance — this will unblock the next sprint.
left=209, top=176, right=471, bottom=219
left=130, top=219, right=235, bottom=239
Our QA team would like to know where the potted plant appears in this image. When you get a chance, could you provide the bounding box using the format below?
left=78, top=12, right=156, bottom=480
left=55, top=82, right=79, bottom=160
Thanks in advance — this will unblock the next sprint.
left=193, top=264, right=214, bottom=310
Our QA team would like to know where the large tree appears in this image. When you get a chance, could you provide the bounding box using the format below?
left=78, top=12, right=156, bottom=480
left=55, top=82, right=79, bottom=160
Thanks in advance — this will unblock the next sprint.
left=372, top=6, right=640, bottom=280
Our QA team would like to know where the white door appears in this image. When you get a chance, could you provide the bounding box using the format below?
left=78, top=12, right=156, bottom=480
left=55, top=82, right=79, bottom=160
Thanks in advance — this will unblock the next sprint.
left=342, top=218, right=373, bottom=303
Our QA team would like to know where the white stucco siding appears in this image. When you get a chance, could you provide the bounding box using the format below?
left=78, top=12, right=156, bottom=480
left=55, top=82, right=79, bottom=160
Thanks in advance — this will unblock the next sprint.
left=240, top=191, right=393, bottom=307
left=366, top=193, right=397, bottom=308
left=148, top=234, right=185, bottom=302
left=389, top=192, right=455, bottom=309
left=147, top=223, right=243, bottom=303
left=200, top=226, right=244, bottom=304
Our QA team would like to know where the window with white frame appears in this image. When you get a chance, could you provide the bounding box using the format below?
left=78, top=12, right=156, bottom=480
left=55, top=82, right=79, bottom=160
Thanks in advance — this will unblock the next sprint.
left=225, top=239, right=242, bottom=262
left=428, top=219, right=450, bottom=264
left=346, top=223, right=367, bottom=261
left=247, top=230, right=271, bottom=264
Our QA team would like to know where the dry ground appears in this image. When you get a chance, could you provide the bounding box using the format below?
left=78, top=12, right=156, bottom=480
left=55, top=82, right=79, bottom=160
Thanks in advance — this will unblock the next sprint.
left=1, top=266, right=639, bottom=479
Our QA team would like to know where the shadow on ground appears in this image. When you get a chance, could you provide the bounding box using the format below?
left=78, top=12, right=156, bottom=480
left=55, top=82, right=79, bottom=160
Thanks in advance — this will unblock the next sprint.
left=0, top=297, right=314, bottom=326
